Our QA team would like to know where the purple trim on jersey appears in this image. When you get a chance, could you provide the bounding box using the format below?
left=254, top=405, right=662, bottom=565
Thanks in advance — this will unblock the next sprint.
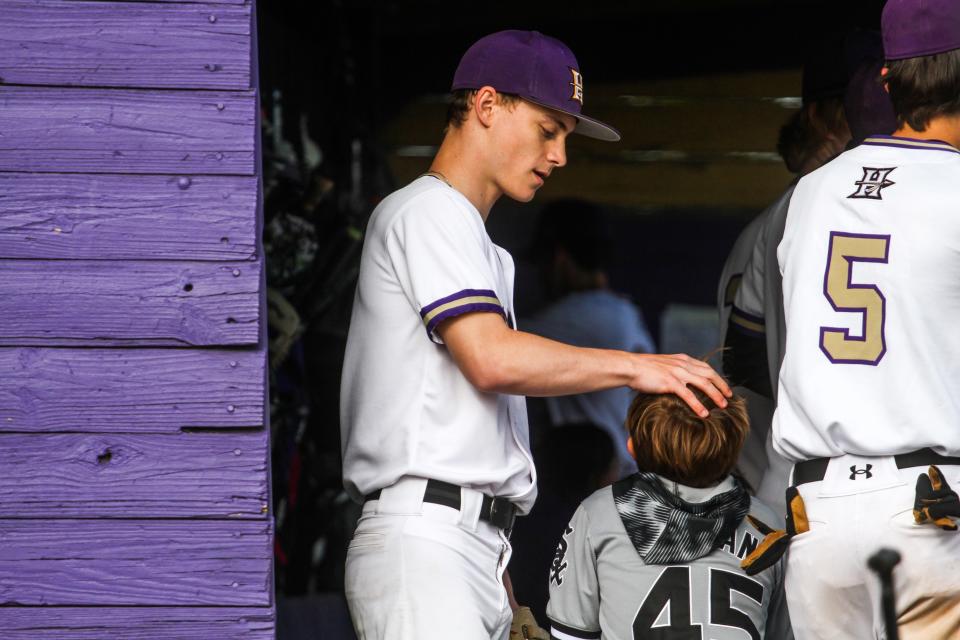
left=819, top=231, right=890, bottom=366
left=729, top=305, right=765, bottom=338
left=425, top=302, right=505, bottom=338
left=731, top=305, right=764, bottom=325
left=861, top=135, right=960, bottom=154
left=419, top=288, right=500, bottom=318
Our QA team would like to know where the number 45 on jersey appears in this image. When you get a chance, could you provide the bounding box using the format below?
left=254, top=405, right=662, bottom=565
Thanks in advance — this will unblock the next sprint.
left=634, top=566, right=764, bottom=639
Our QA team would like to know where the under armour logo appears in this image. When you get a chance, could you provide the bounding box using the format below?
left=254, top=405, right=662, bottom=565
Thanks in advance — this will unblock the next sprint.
left=850, top=464, right=873, bottom=480
left=848, top=167, right=896, bottom=200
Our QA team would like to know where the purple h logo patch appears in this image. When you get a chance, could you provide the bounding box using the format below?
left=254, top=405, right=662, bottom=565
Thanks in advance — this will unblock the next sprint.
left=848, top=167, right=896, bottom=200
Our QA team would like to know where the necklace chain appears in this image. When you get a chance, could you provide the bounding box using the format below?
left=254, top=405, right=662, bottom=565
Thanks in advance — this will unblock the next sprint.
left=421, top=170, right=453, bottom=188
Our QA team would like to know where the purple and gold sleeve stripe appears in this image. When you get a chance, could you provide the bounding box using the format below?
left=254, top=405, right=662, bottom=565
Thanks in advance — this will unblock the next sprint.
left=548, top=620, right=601, bottom=640
left=730, top=305, right=765, bottom=337
left=420, top=288, right=505, bottom=337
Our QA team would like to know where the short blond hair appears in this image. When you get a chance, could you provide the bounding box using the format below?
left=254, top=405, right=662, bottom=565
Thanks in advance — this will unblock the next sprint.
left=626, top=388, right=748, bottom=488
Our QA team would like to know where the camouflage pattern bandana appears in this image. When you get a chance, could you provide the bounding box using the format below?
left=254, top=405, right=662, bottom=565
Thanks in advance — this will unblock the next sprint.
left=612, top=472, right=750, bottom=565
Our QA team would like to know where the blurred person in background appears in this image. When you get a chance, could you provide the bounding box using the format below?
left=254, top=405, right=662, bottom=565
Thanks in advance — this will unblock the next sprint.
left=524, top=199, right=656, bottom=477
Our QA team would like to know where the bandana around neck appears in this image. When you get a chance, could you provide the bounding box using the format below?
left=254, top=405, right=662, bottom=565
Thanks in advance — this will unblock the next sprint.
left=612, top=471, right=751, bottom=565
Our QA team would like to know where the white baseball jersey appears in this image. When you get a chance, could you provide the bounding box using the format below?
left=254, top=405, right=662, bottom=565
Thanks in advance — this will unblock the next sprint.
left=775, top=135, right=960, bottom=461
left=546, top=479, right=791, bottom=640
left=340, top=175, right=537, bottom=512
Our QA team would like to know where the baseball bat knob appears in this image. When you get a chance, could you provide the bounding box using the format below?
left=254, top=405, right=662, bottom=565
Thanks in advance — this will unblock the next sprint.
left=868, top=547, right=902, bottom=575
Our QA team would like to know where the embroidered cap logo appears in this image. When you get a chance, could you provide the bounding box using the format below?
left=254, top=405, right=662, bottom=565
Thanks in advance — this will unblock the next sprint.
left=569, top=68, right=584, bottom=104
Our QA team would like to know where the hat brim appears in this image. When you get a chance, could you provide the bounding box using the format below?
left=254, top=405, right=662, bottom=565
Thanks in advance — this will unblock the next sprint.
left=524, top=97, right=621, bottom=142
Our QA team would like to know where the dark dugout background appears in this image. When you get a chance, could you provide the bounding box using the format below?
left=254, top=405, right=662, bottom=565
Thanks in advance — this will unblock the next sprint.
left=255, top=1, right=884, bottom=635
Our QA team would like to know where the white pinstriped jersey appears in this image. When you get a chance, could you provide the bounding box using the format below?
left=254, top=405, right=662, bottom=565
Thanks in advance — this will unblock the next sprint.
left=775, top=136, right=960, bottom=461
left=546, top=479, right=791, bottom=640
left=340, top=176, right=537, bottom=511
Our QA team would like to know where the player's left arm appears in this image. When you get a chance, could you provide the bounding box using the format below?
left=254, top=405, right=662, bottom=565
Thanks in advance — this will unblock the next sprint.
left=439, top=312, right=730, bottom=418
left=545, top=506, right=601, bottom=640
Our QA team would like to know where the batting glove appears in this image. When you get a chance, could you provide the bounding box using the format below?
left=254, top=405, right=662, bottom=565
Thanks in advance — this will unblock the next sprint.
left=914, top=465, right=960, bottom=531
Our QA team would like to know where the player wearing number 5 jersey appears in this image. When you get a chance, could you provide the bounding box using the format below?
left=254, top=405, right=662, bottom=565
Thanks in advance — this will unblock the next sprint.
left=773, top=1, right=960, bottom=637
left=546, top=390, right=792, bottom=640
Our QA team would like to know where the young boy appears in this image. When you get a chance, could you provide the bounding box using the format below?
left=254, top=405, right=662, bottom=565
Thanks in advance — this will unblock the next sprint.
left=546, top=389, right=792, bottom=639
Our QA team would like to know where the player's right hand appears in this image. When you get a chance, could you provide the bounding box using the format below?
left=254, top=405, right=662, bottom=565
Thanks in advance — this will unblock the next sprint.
left=627, top=353, right=732, bottom=417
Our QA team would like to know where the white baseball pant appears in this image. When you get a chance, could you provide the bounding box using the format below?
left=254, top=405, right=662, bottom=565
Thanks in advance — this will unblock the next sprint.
left=785, top=454, right=960, bottom=640
left=345, top=477, right=513, bottom=640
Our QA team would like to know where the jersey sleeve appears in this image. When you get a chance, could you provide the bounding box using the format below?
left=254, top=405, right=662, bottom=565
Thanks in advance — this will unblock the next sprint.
left=546, top=505, right=601, bottom=640
left=730, top=213, right=768, bottom=338
left=724, top=208, right=774, bottom=397
left=765, top=558, right=794, bottom=639
left=385, top=191, right=507, bottom=343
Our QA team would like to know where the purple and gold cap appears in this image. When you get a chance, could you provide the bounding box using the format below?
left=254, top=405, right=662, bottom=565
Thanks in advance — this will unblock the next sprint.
left=452, top=30, right=621, bottom=142
left=883, top=0, right=960, bottom=60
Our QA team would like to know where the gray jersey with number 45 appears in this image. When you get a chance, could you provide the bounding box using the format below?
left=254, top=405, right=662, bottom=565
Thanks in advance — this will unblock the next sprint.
left=545, top=484, right=792, bottom=640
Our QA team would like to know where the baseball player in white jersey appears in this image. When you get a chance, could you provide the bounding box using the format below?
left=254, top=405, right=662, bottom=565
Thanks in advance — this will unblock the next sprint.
left=547, top=389, right=792, bottom=640
left=719, top=42, right=855, bottom=496
left=723, top=35, right=898, bottom=513
left=718, top=209, right=781, bottom=493
left=340, top=31, right=732, bottom=640
left=771, top=2, right=960, bottom=637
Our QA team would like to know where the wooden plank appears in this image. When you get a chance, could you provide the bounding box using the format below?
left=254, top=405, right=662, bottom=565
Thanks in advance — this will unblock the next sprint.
left=0, top=430, right=268, bottom=518
left=0, top=520, right=272, bottom=606
left=0, top=87, right=255, bottom=175
left=62, top=0, right=247, bottom=3
left=0, top=259, right=261, bottom=346
left=0, top=348, right=265, bottom=433
left=2, top=607, right=274, bottom=640
left=0, top=173, right=257, bottom=260
left=0, top=1, right=251, bottom=90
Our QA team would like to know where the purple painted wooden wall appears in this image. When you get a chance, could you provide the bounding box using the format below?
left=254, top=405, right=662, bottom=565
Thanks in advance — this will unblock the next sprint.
left=0, top=1, right=274, bottom=637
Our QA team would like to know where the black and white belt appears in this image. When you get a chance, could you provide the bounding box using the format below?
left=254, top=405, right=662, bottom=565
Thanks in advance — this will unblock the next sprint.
left=364, top=478, right=519, bottom=531
left=793, top=447, right=960, bottom=486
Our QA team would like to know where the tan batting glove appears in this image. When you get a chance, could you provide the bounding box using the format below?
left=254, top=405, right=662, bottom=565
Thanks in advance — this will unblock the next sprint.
left=510, top=606, right=549, bottom=640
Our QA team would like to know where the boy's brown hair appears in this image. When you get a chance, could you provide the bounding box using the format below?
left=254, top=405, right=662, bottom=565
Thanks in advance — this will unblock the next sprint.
left=445, top=89, right=522, bottom=132
left=626, top=387, right=748, bottom=489
left=885, top=49, right=960, bottom=132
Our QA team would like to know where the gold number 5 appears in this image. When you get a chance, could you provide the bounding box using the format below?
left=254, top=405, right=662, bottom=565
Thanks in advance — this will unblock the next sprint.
left=820, top=232, right=890, bottom=365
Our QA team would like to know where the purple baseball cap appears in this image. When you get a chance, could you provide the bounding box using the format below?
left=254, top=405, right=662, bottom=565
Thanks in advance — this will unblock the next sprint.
left=452, top=30, right=621, bottom=142
left=883, top=0, right=960, bottom=60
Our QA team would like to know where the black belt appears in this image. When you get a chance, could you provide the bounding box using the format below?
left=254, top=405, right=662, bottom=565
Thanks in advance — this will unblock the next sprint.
left=793, top=448, right=960, bottom=486
left=364, top=479, right=518, bottom=531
